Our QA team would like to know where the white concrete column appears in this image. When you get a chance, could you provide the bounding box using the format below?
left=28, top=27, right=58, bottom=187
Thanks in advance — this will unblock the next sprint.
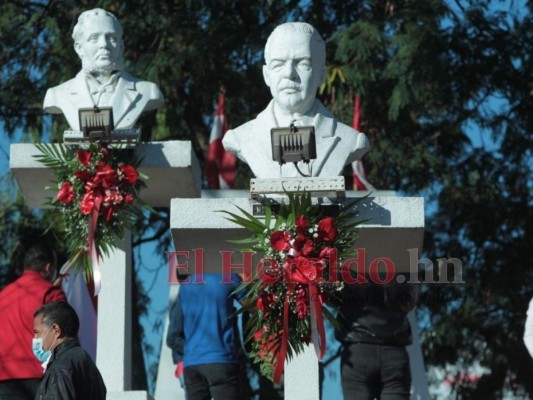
left=285, top=345, right=320, bottom=400
left=96, top=232, right=132, bottom=391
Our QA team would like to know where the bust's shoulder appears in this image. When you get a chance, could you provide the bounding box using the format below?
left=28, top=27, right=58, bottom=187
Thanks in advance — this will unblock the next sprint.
left=229, top=118, right=259, bottom=137
left=223, top=114, right=264, bottom=156
left=47, top=75, right=82, bottom=93
left=43, top=75, right=82, bottom=111
left=122, top=72, right=158, bottom=88
left=334, top=120, right=370, bottom=154
left=335, top=120, right=357, bottom=136
left=229, top=104, right=273, bottom=136
left=121, top=72, right=164, bottom=106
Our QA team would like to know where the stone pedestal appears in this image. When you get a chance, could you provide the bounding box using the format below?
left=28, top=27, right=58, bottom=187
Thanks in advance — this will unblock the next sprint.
left=10, top=141, right=201, bottom=208
left=10, top=140, right=200, bottom=400
left=96, top=234, right=132, bottom=392
left=168, top=190, right=424, bottom=399
left=170, top=191, right=424, bottom=275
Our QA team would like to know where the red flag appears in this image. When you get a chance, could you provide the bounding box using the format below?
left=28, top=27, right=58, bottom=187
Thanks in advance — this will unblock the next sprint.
left=351, top=95, right=374, bottom=191
left=205, top=94, right=237, bottom=189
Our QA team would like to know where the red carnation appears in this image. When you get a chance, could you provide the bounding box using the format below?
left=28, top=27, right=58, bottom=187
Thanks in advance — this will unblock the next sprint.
left=270, top=230, right=291, bottom=252
left=56, top=182, right=75, bottom=204
left=119, top=165, right=138, bottom=185
left=317, top=217, right=338, bottom=242
left=295, top=215, right=309, bottom=235
left=76, top=149, right=92, bottom=167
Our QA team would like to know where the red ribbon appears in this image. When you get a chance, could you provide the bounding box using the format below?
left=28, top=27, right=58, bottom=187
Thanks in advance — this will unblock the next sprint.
left=273, top=284, right=293, bottom=384
left=88, top=196, right=102, bottom=295
left=309, top=284, right=326, bottom=359
left=271, top=283, right=326, bottom=384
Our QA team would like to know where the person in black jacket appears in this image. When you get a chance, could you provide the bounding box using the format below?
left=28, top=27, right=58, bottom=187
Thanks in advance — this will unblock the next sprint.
left=33, top=301, right=106, bottom=400
left=335, top=272, right=419, bottom=400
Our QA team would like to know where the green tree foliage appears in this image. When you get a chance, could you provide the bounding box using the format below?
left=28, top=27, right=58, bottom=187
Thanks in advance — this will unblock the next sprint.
left=1, top=0, right=532, bottom=397
left=309, top=1, right=533, bottom=397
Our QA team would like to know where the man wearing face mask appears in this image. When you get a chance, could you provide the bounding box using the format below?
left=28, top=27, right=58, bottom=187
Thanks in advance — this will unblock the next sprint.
left=43, top=8, right=163, bottom=131
left=0, top=243, right=66, bottom=400
left=223, top=22, right=369, bottom=178
left=33, top=301, right=106, bottom=400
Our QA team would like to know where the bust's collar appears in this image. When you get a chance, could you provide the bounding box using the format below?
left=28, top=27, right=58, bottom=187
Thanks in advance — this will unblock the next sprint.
left=85, top=71, right=122, bottom=91
left=262, top=99, right=336, bottom=138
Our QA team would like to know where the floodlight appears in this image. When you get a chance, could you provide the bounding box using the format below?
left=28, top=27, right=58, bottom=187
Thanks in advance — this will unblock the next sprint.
left=271, top=123, right=316, bottom=165
left=78, top=107, right=114, bottom=141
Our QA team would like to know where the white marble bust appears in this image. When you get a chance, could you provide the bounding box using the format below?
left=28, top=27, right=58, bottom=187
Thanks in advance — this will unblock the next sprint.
left=43, top=8, right=164, bottom=131
left=223, top=22, right=370, bottom=178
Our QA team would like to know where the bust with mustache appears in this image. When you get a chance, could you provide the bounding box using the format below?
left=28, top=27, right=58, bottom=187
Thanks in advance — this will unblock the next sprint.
left=223, top=22, right=370, bottom=179
left=43, top=8, right=163, bottom=132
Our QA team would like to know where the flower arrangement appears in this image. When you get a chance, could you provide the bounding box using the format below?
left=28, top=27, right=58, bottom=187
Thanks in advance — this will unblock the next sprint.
left=222, top=192, right=364, bottom=382
left=34, top=143, right=146, bottom=291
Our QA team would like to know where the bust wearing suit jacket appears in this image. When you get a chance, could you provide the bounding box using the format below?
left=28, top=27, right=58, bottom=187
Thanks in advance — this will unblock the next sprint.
left=44, top=71, right=163, bottom=131
left=223, top=99, right=369, bottom=178
left=43, top=8, right=163, bottom=131
left=223, top=22, right=369, bottom=178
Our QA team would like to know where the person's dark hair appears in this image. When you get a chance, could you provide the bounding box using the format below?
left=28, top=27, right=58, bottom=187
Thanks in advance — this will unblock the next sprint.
left=34, top=301, right=79, bottom=338
left=23, top=243, right=56, bottom=272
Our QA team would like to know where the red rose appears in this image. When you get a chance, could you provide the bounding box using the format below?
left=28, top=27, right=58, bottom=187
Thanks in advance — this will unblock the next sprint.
left=317, top=217, right=338, bottom=242
left=74, top=170, right=91, bottom=182
left=124, top=193, right=134, bottom=203
left=76, top=149, right=92, bottom=167
left=295, top=215, right=308, bottom=235
left=56, top=182, right=75, bottom=204
left=96, top=165, right=118, bottom=188
left=119, top=165, right=138, bottom=185
left=79, top=192, right=95, bottom=215
left=270, top=230, right=291, bottom=252
left=294, top=235, right=314, bottom=256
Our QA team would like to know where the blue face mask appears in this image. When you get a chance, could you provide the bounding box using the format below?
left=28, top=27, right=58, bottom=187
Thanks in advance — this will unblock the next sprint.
left=32, top=326, right=53, bottom=363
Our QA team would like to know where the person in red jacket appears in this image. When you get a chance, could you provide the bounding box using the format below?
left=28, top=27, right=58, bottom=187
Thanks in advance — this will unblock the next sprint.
left=0, top=243, right=66, bottom=400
